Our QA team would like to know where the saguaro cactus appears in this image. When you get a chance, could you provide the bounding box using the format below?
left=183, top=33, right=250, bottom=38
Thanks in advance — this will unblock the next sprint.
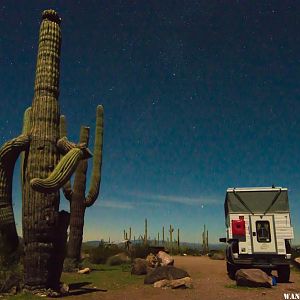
left=144, top=218, right=148, bottom=245
left=62, top=105, right=104, bottom=263
left=202, top=224, right=209, bottom=253
left=14, top=10, right=93, bottom=291
left=169, top=225, right=174, bottom=253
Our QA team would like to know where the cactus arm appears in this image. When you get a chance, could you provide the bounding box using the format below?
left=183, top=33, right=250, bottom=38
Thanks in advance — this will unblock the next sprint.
left=57, top=115, right=92, bottom=158
left=85, top=105, right=104, bottom=207
left=57, top=137, right=92, bottom=159
left=58, top=115, right=73, bottom=200
left=0, top=134, right=30, bottom=255
left=59, top=114, right=67, bottom=138
left=0, top=134, right=30, bottom=159
left=57, top=136, right=77, bottom=154
left=30, top=148, right=85, bottom=193
left=21, top=107, right=31, bottom=185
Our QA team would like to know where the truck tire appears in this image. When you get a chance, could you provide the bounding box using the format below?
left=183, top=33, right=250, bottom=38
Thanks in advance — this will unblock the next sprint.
left=277, top=265, right=290, bottom=283
left=227, top=262, right=237, bottom=280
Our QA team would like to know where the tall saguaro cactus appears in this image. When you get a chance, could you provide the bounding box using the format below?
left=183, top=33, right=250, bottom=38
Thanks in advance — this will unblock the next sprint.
left=0, top=10, right=98, bottom=292
left=20, top=10, right=94, bottom=290
left=0, top=9, right=101, bottom=292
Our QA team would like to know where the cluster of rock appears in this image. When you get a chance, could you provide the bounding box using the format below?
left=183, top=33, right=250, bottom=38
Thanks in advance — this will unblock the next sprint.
left=131, top=251, right=192, bottom=289
left=235, top=269, right=273, bottom=288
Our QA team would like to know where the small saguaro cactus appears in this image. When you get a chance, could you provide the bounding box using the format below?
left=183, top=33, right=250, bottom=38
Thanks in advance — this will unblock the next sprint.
left=177, top=228, right=180, bottom=250
left=61, top=105, right=104, bottom=263
left=162, top=226, right=165, bottom=245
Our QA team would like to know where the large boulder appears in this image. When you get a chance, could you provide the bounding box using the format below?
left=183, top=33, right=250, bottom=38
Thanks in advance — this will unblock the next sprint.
left=210, top=252, right=225, bottom=260
left=146, top=253, right=159, bottom=268
left=131, top=258, right=149, bottom=275
left=154, top=277, right=193, bottom=289
left=106, top=252, right=130, bottom=266
left=157, top=251, right=174, bottom=266
left=144, top=265, right=190, bottom=284
left=236, top=269, right=272, bottom=288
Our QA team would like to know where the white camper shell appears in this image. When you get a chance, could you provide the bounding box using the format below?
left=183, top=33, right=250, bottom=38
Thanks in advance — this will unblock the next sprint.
left=221, top=187, right=294, bottom=282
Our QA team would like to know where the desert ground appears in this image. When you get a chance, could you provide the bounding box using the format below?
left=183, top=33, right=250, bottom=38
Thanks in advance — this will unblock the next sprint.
left=65, top=256, right=300, bottom=300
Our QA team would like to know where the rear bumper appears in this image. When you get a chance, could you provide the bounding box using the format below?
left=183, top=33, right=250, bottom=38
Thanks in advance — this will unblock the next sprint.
left=230, top=255, right=291, bottom=269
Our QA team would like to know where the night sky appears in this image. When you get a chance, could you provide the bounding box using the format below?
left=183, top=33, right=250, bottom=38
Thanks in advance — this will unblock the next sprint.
left=0, top=1, right=300, bottom=244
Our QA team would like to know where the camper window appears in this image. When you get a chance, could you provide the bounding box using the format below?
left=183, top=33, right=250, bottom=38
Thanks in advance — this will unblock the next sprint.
left=256, top=221, right=271, bottom=243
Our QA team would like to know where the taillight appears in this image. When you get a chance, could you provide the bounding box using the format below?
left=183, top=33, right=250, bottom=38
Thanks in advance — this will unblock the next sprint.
left=232, top=219, right=246, bottom=238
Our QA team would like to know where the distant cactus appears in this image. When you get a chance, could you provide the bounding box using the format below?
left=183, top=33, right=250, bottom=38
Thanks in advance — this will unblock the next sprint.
left=169, top=225, right=174, bottom=253
left=202, top=224, right=209, bottom=253
left=62, top=105, right=104, bottom=263
left=144, top=218, right=148, bottom=245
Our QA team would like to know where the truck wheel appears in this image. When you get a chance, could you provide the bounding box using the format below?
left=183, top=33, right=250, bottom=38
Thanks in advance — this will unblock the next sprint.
left=277, top=265, right=290, bottom=283
left=227, top=262, right=237, bottom=280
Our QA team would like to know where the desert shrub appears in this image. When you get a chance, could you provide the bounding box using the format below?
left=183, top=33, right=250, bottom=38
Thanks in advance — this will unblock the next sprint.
left=0, top=250, right=23, bottom=293
left=63, top=258, right=78, bottom=272
left=88, top=241, right=121, bottom=264
left=106, top=253, right=130, bottom=266
left=131, top=244, right=152, bottom=259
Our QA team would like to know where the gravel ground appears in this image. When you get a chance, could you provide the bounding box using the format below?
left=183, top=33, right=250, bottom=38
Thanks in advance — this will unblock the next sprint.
left=66, top=256, right=300, bottom=300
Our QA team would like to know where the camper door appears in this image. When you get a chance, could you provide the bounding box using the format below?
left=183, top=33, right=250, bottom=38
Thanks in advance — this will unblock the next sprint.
left=250, top=215, right=277, bottom=253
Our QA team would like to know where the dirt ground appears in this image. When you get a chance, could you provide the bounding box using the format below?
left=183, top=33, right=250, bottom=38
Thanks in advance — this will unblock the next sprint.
left=67, top=256, right=300, bottom=300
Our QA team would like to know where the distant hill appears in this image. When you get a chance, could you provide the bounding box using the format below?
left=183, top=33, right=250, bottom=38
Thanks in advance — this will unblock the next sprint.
left=83, top=240, right=226, bottom=250
left=83, top=240, right=101, bottom=248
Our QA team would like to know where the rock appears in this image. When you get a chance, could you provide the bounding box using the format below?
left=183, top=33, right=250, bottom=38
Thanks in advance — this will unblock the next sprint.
left=153, top=277, right=193, bottom=289
left=294, top=257, right=300, bottom=266
left=0, top=274, right=21, bottom=294
left=131, top=258, right=148, bottom=275
left=78, top=267, right=91, bottom=274
left=146, top=253, right=159, bottom=268
left=59, top=283, right=69, bottom=295
left=106, top=252, right=130, bottom=266
left=144, top=265, right=190, bottom=284
left=236, top=269, right=272, bottom=288
left=154, top=279, right=170, bottom=288
left=169, top=277, right=193, bottom=289
left=210, top=252, right=225, bottom=260
left=157, top=251, right=174, bottom=266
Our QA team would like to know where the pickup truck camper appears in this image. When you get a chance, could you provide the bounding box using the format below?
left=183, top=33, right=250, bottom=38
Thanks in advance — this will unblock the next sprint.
left=220, top=186, right=294, bottom=282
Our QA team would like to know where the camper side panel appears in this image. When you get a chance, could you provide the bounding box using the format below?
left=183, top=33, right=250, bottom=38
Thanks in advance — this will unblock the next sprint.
left=274, top=213, right=294, bottom=255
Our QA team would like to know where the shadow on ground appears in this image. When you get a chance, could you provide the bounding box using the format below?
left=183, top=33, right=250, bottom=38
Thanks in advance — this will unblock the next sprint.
left=67, top=281, right=107, bottom=296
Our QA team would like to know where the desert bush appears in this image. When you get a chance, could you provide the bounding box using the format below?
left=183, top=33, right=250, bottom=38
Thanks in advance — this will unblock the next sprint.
left=0, top=250, right=23, bottom=293
left=106, top=253, right=130, bottom=266
left=63, top=258, right=78, bottom=272
left=131, top=244, right=152, bottom=259
left=88, top=241, right=121, bottom=264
